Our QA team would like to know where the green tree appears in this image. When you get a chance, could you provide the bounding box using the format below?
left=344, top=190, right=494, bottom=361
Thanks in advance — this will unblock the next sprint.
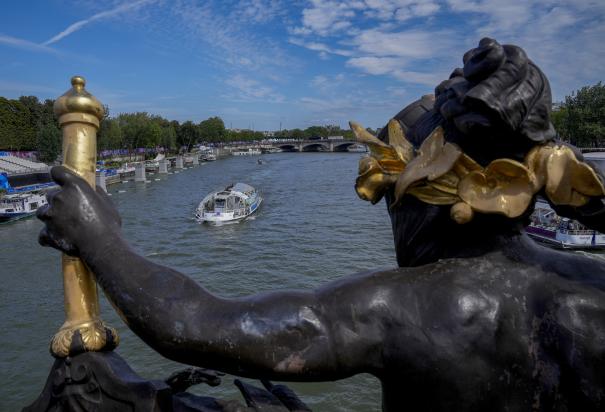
left=141, top=121, right=162, bottom=148
left=0, top=98, right=37, bottom=150
left=553, top=82, right=605, bottom=147
left=304, top=125, right=328, bottom=139
left=118, top=112, right=151, bottom=150
left=39, top=99, right=57, bottom=128
left=161, top=124, right=177, bottom=150
left=98, top=118, right=123, bottom=151
left=178, top=121, right=199, bottom=150
left=37, top=123, right=61, bottom=163
left=290, top=128, right=305, bottom=139
left=199, top=116, right=226, bottom=142
left=19, top=96, right=42, bottom=130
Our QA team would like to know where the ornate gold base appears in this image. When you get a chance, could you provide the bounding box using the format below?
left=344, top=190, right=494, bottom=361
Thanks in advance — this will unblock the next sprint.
left=51, top=320, right=119, bottom=358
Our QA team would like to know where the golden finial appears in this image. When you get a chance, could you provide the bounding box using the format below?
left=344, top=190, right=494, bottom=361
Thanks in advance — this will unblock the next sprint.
left=50, top=75, right=118, bottom=357
left=53, top=75, right=105, bottom=122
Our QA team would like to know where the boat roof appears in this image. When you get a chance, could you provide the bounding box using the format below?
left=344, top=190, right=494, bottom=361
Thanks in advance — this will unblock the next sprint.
left=231, top=182, right=254, bottom=193
left=584, top=152, right=605, bottom=159
left=202, top=183, right=257, bottom=202
left=2, top=193, right=34, bottom=199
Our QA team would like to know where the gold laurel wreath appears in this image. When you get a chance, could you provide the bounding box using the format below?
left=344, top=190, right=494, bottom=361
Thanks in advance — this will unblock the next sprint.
left=350, top=120, right=605, bottom=224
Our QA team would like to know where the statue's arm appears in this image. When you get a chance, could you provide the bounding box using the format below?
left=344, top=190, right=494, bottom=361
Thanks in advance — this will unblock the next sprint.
left=38, top=167, right=385, bottom=380
left=89, top=240, right=388, bottom=380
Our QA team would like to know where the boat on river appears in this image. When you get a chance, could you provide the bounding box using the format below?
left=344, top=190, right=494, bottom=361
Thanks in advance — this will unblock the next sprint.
left=526, top=200, right=605, bottom=249
left=0, top=191, right=48, bottom=223
left=232, top=148, right=261, bottom=156
left=195, top=183, right=262, bottom=224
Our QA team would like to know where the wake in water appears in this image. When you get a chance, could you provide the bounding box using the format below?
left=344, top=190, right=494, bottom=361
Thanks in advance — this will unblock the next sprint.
left=576, top=250, right=605, bottom=262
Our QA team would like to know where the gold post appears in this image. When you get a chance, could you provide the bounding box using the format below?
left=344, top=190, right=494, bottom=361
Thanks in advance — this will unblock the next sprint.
left=50, top=76, right=118, bottom=357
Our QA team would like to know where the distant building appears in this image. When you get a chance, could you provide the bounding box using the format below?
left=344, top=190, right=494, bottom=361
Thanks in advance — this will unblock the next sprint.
left=327, top=135, right=344, bottom=141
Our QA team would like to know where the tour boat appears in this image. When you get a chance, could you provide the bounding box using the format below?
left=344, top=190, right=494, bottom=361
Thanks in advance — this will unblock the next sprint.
left=526, top=200, right=605, bottom=249
left=348, top=144, right=368, bottom=153
left=0, top=191, right=48, bottom=223
left=195, top=183, right=262, bottom=224
left=232, top=148, right=261, bottom=156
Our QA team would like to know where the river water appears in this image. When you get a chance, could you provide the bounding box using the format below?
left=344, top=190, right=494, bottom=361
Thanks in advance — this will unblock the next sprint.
left=1, top=153, right=395, bottom=411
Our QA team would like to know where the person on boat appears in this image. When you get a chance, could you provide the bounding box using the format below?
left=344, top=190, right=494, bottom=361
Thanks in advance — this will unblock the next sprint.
left=37, top=38, right=605, bottom=411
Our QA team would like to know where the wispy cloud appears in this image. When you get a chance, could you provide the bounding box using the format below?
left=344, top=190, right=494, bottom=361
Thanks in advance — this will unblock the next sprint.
left=350, top=29, right=453, bottom=59
left=288, top=37, right=353, bottom=57
left=0, top=34, right=58, bottom=54
left=224, top=74, right=285, bottom=103
left=289, top=0, right=605, bottom=100
left=171, top=0, right=294, bottom=71
left=292, top=0, right=442, bottom=36
left=0, top=80, right=60, bottom=95
left=232, top=0, right=286, bottom=24
left=442, top=0, right=605, bottom=99
left=289, top=1, right=452, bottom=86
left=43, top=0, right=157, bottom=45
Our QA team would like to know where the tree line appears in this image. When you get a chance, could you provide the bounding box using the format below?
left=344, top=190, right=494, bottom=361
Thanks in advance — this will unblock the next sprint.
left=0, top=97, right=358, bottom=162
left=1, top=82, right=602, bottom=162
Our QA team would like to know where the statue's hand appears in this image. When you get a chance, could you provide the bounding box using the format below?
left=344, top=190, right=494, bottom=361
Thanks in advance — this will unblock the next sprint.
left=37, top=166, right=122, bottom=256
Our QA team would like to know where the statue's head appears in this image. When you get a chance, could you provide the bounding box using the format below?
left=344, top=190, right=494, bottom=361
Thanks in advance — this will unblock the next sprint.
left=351, top=38, right=605, bottom=267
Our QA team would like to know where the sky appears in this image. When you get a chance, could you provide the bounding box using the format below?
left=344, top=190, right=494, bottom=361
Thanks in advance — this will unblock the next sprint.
left=0, top=0, right=603, bottom=131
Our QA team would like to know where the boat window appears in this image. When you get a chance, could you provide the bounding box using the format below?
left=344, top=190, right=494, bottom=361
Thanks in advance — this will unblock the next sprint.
left=215, top=199, right=225, bottom=208
left=30, top=202, right=38, bottom=210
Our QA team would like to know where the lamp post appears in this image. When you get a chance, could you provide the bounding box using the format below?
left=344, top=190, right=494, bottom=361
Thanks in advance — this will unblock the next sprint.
left=50, top=76, right=118, bottom=357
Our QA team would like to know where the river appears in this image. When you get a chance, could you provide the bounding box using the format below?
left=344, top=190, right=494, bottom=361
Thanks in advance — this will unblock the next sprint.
left=1, top=152, right=395, bottom=411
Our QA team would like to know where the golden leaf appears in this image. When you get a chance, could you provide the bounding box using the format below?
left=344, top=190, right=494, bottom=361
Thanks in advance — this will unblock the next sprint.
left=350, top=121, right=401, bottom=164
left=387, top=119, right=414, bottom=163
left=408, top=185, right=460, bottom=205
left=458, top=159, right=534, bottom=217
left=355, top=156, right=398, bottom=204
left=393, top=127, right=461, bottom=206
left=545, top=146, right=605, bottom=206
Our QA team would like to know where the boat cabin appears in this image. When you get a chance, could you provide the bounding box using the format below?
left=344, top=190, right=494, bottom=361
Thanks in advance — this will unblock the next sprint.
left=202, top=183, right=256, bottom=217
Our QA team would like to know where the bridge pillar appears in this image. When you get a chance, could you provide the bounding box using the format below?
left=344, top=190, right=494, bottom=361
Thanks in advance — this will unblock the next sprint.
left=329, top=142, right=334, bottom=152
left=95, top=172, right=107, bottom=192
left=176, top=156, right=184, bottom=169
left=192, top=155, right=199, bottom=165
left=159, top=159, right=168, bottom=174
left=134, top=162, right=146, bottom=182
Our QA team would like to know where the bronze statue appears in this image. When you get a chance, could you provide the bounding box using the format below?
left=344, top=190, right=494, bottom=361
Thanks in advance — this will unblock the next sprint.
left=36, top=38, right=605, bottom=411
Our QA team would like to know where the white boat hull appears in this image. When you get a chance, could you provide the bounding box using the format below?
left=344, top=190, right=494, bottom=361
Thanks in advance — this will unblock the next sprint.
left=195, top=184, right=262, bottom=224
left=527, top=200, right=605, bottom=249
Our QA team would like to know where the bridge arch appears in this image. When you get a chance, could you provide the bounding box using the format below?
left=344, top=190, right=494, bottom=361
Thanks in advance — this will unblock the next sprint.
left=301, top=143, right=329, bottom=152
left=332, top=142, right=356, bottom=152
left=278, top=144, right=299, bottom=152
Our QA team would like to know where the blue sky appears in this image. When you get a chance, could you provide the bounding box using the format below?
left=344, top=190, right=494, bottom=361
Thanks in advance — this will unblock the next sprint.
left=1, top=0, right=603, bottom=131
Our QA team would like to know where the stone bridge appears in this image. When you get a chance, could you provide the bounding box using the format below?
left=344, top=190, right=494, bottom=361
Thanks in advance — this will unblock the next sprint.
left=227, top=139, right=365, bottom=153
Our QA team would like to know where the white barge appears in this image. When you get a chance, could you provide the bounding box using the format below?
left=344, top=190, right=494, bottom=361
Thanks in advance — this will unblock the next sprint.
left=0, top=191, right=48, bottom=223
left=526, top=200, right=605, bottom=249
left=195, top=183, right=262, bottom=224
